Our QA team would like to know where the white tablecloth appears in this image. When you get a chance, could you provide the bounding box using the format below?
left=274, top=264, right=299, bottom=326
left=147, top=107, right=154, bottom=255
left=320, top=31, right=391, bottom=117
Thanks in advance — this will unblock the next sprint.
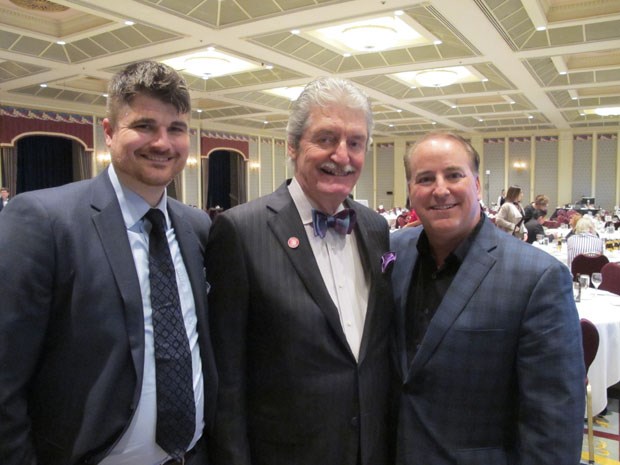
left=577, top=290, right=620, bottom=415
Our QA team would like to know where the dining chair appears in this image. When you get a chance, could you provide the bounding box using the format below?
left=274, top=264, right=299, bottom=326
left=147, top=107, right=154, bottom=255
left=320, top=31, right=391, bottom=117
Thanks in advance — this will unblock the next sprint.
left=581, top=318, right=600, bottom=465
left=571, top=254, right=610, bottom=283
left=599, top=262, right=620, bottom=296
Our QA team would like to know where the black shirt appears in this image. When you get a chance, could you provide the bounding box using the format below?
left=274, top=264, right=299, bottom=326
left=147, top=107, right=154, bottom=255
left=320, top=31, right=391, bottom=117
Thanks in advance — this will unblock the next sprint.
left=405, top=213, right=485, bottom=363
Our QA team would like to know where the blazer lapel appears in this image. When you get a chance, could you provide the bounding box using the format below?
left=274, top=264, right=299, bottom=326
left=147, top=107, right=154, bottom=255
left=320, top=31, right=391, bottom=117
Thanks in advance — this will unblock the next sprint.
left=392, top=229, right=421, bottom=376
left=89, top=172, right=145, bottom=385
left=347, top=202, right=384, bottom=364
left=266, top=183, right=353, bottom=356
left=408, top=220, right=498, bottom=379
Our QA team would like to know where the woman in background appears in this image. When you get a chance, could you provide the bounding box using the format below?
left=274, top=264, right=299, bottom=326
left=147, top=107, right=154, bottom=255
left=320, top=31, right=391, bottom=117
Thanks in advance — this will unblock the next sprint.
left=496, top=185, right=527, bottom=241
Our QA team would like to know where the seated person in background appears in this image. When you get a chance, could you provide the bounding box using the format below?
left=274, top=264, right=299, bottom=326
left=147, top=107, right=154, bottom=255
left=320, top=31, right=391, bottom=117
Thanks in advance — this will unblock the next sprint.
left=525, top=209, right=548, bottom=244
left=523, top=194, right=549, bottom=224
left=565, top=212, right=582, bottom=239
left=567, top=216, right=605, bottom=268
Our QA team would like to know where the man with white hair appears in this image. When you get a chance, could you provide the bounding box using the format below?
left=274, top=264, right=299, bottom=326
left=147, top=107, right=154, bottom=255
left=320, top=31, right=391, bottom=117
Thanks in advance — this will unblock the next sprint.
left=205, top=77, right=394, bottom=465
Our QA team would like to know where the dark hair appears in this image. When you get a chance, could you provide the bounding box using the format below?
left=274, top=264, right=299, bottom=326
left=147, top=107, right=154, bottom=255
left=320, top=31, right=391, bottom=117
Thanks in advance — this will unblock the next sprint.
left=505, top=185, right=522, bottom=203
left=404, top=131, right=480, bottom=182
left=106, top=60, right=190, bottom=127
left=532, top=209, right=547, bottom=220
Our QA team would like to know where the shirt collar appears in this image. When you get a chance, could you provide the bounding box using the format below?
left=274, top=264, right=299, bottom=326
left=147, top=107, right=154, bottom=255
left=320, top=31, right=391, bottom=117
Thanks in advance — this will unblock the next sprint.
left=287, top=177, right=346, bottom=226
left=417, top=212, right=486, bottom=265
left=107, top=164, right=169, bottom=230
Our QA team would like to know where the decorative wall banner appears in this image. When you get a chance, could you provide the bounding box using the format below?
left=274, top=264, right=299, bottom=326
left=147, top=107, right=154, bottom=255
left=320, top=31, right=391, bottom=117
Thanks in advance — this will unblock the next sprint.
left=1, top=106, right=93, bottom=148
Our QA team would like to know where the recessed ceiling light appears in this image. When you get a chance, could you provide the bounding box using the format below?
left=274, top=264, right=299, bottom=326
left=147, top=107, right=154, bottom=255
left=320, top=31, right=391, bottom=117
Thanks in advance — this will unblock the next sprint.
left=389, top=124, right=394, bottom=127
left=40, top=83, right=48, bottom=88
left=263, top=86, right=305, bottom=101
left=593, top=107, right=620, bottom=116
left=56, top=41, right=66, bottom=45
left=396, top=109, right=402, bottom=113
left=164, top=50, right=261, bottom=78
left=559, top=71, right=567, bottom=75
left=196, top=109, right=203, bottom=113
left=307, top=15, right=437, bottom=54
left=394, top=10, right=404, bottom=16
left=102, top=93, right=108, bottom=97
left=433, top=40, right=442, bottom=45
left=343, top=53, right=352, bottom=57
left=291, top=29, right=300, bottom=35
left=536, top=26, right=547, bottom=31
left=264, top=63, right=274, bottom=70
left=124, top=20, right=135, bottom=26
left=528, top=115, right=534, bottom=119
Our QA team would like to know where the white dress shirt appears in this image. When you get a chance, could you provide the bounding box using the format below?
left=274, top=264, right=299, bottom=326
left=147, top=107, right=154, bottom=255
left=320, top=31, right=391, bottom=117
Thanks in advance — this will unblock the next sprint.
left=99, top=165, right=204, bottom=465
left=288, top=178, right=369, bottom=360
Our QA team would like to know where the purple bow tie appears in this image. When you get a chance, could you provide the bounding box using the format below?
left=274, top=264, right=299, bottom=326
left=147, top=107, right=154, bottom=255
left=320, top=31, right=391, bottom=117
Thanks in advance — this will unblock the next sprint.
left=311, top=208, right=356, bottom=239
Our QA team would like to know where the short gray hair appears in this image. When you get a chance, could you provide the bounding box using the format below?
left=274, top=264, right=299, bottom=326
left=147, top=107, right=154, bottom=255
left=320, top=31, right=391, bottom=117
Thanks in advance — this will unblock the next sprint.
left=286, top=77, right=373, bottom=153
left=575, top=216, right=596, bottom=235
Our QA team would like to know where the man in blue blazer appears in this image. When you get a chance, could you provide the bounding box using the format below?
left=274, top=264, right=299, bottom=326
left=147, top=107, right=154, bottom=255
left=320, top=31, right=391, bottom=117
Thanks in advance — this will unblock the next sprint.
left=391, top=132, right=584, bottom=465
left=206, top=77, right=394, bottom=465
left=0, top=61, right=217, bottom=465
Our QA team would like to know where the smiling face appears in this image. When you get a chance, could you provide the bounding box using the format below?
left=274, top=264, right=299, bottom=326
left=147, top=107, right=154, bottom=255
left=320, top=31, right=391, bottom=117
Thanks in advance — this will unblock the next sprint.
left=407, top=135, right=481, bottom=259
left=103, top=93, right=190, bottom=206
left=290, top=103, right=367, bottom=214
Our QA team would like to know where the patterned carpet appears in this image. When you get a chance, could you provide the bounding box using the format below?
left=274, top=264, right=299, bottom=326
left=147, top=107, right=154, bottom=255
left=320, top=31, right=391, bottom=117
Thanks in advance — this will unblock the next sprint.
left=582, top=397, right=620, bottom=464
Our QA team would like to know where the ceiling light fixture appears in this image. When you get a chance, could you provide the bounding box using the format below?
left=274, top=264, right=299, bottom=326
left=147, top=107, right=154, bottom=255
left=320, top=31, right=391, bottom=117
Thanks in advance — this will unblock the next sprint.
left=183, top=56, right=229, bottom=77
left=341, top=24, right=398, bottom=51
left=415, top=69, right=458, bottom=88
left=594, top=107, right=620, bottom=116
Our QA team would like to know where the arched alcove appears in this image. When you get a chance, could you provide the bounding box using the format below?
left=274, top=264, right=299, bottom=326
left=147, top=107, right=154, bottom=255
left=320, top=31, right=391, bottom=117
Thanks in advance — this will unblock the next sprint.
left=202, top=149, right=247, bottom=211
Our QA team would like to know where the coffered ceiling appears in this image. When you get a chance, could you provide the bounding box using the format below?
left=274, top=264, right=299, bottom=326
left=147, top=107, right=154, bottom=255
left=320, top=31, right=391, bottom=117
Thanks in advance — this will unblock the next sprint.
left=0, top=0, right=619, bottom=138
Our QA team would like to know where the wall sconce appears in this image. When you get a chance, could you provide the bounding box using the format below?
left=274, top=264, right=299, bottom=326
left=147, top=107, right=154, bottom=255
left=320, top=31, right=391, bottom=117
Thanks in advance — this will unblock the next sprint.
left=512, top=160, right=527, bottom=171
left=97, top=152, right=111, bottom=164
left=249, top=161, right=261, bottom=170
left=186, top=156, right=198, bottom=167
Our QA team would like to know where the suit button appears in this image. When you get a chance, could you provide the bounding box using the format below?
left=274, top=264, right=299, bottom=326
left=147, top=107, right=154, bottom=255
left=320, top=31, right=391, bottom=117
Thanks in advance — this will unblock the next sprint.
left=350, top=416, right=359, bottom=428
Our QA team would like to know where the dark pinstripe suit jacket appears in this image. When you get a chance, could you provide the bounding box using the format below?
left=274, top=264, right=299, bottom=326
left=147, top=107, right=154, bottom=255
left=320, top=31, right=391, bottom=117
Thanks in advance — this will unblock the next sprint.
left=205, top=180, right=395, bottom=465
left=390, top=217, right=585, bottom=465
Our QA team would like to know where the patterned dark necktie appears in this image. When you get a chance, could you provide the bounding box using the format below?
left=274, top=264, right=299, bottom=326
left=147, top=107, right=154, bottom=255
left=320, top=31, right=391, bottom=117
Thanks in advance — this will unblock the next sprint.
left=145, top=208, right=195, bottom=460
left=311, top=208, right=357, bottom=238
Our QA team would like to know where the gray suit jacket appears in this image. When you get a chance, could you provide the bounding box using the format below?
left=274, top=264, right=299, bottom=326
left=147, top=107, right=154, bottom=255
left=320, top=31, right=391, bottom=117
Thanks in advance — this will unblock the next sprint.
left=0, top=170, right=217, bottom=465
left=390, top=217, right=585, bottom=465
left=205, top=180, right=395, bottom=465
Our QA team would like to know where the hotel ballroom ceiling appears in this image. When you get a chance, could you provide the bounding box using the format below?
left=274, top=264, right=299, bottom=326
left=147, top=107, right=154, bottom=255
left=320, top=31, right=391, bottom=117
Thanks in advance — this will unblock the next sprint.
left=0, top=0, right=619, bottom=138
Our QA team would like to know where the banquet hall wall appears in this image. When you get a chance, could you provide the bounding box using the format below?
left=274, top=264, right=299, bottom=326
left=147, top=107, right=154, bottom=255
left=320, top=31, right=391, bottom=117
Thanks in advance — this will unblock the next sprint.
left=1, top=106, right=619, bottom=212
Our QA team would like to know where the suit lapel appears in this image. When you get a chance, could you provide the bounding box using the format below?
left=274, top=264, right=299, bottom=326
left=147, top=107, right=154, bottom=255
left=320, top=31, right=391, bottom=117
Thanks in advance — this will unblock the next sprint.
left=348, top=202, right=383, bottom=363
left=408, top=220, right=498, bottom=379
left=392, top=229, right=421, bottom=376
left=89, top=172, right=145, bottom=384
left=266, top=184, right=353, bottom=356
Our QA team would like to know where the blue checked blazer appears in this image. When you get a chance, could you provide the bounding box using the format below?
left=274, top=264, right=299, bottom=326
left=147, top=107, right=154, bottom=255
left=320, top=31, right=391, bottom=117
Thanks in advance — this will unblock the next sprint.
left=390, top=217, right=585, bottom=465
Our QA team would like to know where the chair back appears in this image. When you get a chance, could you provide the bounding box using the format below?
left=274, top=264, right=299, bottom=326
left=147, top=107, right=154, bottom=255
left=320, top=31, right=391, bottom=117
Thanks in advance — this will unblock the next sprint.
left=581, top=318, right=599, bottom=374
left=600, top=262, right=620, bottom=296
left=571, top=253, right=609, bottom=283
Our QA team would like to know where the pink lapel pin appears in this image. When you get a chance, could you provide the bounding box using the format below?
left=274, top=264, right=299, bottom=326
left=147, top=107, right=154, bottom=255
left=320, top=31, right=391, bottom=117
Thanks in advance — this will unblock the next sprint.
left=288, top=237, right=300, bottom=249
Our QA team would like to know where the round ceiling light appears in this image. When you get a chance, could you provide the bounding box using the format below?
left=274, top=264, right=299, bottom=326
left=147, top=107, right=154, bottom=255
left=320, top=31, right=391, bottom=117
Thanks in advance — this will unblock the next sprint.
left=341, top=25, right=398, bottom=51
left=415, top=69, right=459, bottom=88
left=183, top=56, right=230, bottom=77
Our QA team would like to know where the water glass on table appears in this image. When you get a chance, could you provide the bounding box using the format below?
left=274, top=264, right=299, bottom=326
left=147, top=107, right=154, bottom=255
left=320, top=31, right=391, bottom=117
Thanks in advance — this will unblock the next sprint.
left=591, top=272, right=602, bottom=297
left=579, top=274, right=591, bottom=298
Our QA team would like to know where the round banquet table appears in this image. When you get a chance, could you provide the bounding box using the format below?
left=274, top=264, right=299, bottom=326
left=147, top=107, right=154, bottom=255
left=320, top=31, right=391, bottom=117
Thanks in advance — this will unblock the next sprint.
left=577, top=289, right=620, bottom=415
